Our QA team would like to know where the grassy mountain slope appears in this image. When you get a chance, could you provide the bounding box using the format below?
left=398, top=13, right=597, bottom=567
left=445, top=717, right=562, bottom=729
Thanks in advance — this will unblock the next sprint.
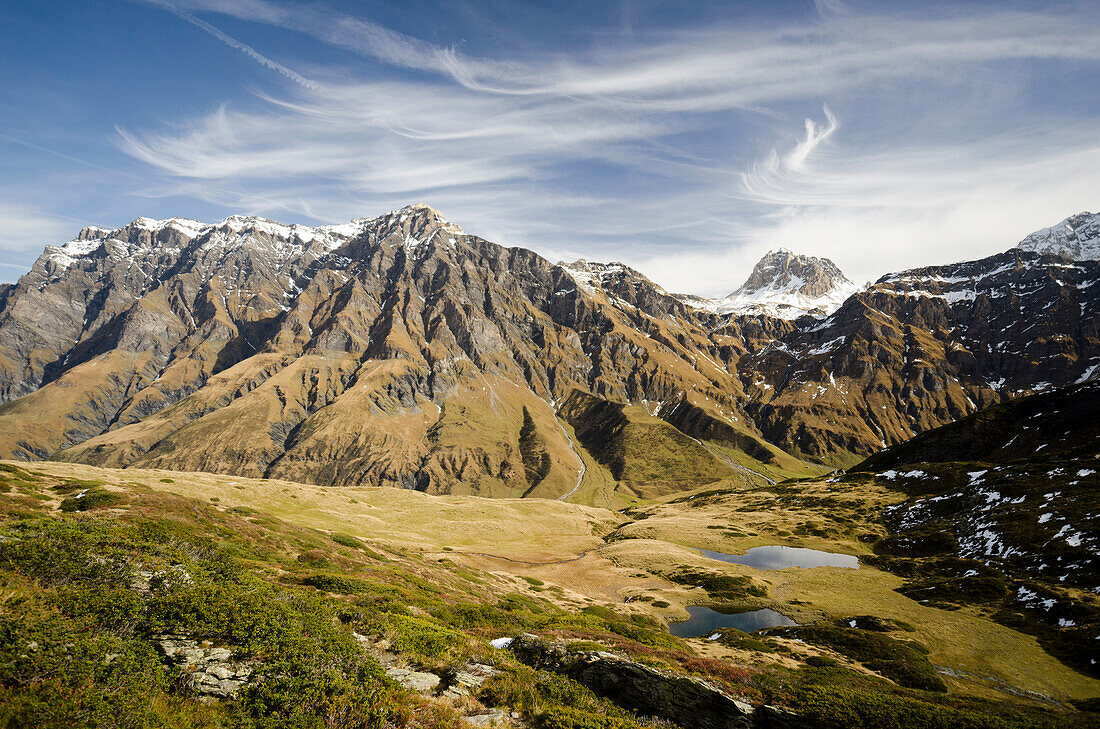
left=557, top=389, right=737, bottom=498
left=5, top=460, right=1097, bottom=721
left=847, top=383, right=1100, bottom=679
left=857, top=381, right=1100, bottom=470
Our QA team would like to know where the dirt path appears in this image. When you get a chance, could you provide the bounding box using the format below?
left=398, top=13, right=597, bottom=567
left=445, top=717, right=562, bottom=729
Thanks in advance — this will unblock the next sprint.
left=555, top=415, right=587, bottom=501
left=458, top=545, right=606, bottom=566
left=687, top=434, right=776, bottom=485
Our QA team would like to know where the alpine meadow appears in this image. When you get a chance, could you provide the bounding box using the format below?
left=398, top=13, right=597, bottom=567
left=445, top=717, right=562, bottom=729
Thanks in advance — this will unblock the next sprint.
left=0, top=2, right=1098, bottom=728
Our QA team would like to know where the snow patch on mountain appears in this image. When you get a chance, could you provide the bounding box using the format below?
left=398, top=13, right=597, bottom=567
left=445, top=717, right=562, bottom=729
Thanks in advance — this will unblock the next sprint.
left=680, top=249, right=858, bottom=319
left=45, top=238, right=106, bottom=271
left=559, top=260, right=629, bottom=294
left=37, top=213, right=401, bottom=276
left=1016, top=212, right=1100, bottom=260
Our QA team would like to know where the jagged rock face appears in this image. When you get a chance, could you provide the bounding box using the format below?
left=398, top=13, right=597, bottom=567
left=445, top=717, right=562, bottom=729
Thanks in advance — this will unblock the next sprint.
left=0, top=205, right=759, bottom=493
left=1, top=206, right=1097, bottom=485
left=727, top=241, right=1100, bottom=464
left=1016, top=211, right=1099, bottom=260
left=736, top=249, right=850, bottom=299
left=682, top=213, right=1100, bottom=467
left=0, top=216, right=364, bottom=405
left=680, top=250, right=858, bottom=319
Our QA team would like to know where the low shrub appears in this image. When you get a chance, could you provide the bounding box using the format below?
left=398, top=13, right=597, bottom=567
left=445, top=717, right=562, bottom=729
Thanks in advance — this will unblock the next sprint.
left=332, top=532, right=364, bottom=549
left=663, top=568, right=767, bottom=600
left=302, top=573, right=369, bottom=594
left=775, top=625, right=946, bottom=692
left=59, top=489, right=125, bottom=512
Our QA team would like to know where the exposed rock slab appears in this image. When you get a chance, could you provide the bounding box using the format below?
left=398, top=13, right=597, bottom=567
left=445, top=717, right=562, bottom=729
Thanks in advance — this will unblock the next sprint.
left=152, top=634, right=252, bottom=699
left=507, top=635, right=807, bottom=729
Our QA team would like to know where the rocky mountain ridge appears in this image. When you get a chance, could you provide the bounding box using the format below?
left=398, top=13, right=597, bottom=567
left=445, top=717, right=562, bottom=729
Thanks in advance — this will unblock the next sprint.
left=0, top=206, right=1097, bottom=489
left=1015, top=212, right=1100, bottom=260
left=851, top=381, right=1100, bottom=677
left=0, top=204, right=773, bottom=493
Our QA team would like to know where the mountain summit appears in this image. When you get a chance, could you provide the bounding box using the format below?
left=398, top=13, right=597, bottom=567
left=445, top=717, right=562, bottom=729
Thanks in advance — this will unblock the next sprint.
left=1015, top=211, right=1100, bottom=260
left=681, top=249, right=858, bottom=319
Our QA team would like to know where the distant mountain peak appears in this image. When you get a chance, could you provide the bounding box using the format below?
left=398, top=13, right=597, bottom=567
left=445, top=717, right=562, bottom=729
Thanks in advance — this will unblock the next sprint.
left=1016, top=211, right=1100, bottom=260
left=558, top=259, right=664, bottom=293
left=677, top=250, right=857, bottom=319
left=735, top=250, right=852, bottom=299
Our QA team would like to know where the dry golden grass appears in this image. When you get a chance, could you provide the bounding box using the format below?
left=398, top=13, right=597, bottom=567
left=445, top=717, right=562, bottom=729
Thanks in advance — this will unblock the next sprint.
left=18, top=461, right=615, bottom=559
left=9, top=461, right=1097, bottom=704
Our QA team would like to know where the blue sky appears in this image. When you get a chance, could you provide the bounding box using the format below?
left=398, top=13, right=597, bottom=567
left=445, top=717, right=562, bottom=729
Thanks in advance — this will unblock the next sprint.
left=1, top=0, right=1099, bottom=293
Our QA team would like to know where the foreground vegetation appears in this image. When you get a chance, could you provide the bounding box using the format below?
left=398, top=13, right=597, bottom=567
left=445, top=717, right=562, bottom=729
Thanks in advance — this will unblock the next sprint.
left=0, top=461, right=1095, bottom=728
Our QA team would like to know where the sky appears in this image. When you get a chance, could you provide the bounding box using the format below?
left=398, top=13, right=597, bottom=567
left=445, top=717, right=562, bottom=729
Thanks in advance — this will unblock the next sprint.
left=1, top=0, right=1099, bottom=294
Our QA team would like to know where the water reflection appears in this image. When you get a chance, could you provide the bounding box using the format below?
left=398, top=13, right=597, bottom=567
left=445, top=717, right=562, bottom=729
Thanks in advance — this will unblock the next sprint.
left=698, top=545, right=859, bottom=570
left=669, top=606, right=796, bottom=637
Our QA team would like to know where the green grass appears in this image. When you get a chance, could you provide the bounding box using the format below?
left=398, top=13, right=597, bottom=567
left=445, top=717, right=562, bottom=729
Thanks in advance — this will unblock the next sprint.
left=2, top=461, right=1096, bottom=728
left=662, top=566, right=768, bottom=600
left=771, top=624, right=947, bottom=692
left=58, top=488, right=126, bottom=512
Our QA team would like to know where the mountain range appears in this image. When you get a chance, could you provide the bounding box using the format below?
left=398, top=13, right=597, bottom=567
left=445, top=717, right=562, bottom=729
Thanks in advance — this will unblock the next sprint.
left=0, top=205, right=1097, bottom=494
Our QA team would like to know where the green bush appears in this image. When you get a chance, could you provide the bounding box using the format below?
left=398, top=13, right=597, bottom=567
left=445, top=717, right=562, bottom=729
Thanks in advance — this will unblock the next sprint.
left=332, top=532, right=364, bottom=549
left=715, top=629, right=776, bottom=653
left=796, top=684, right=1085, bottom=729
left=663, top=567, right=767, bottom=599
left=481, top=665, right=645, bottom=729
left=778, top=625, right=946, bottom=692
left=535, top=706, right=641, bottom=729
left=59, top=489, right=125, bottom=512
left=805, top=655, right=839, bottom=668
left=385, top=614, right=473, bottom=666
left=302, top=573, right=369, bottom=594
left=0, top=518, right=133, bottom=586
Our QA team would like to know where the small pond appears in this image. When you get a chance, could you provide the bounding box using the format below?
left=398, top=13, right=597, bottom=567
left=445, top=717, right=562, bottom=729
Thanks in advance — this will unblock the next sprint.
left=698, top=545, right=859, bottom=570
left=669, top=606, right=796, bottom=637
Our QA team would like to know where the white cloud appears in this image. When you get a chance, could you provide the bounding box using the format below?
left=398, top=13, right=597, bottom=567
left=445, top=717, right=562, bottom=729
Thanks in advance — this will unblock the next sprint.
left=144, top=0, right=1100, bottom=101
left=0, top=202, right=76, bottom=260
left=785, top=106, right=837, bottom=172
left=113, top=1, right=1100, bottom=297
left=638, top=119, right=1100, bottom=294
left=141, top=0, right=317, bottom=88
left=813, top=0, right=849, bottom=17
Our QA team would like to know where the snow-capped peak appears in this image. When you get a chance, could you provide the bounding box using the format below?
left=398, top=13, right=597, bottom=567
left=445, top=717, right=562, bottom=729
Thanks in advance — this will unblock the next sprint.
left=131, top=216, right=208, bottom=237
left=680, top=250, right=858, bottom=319
left=32, top=206, right=472, bottom=280
left=36, top=214, right=374, bottom=276
left=557, top=259, right=666, bottom=297
left=1016, top=212, right=1100, bottom=260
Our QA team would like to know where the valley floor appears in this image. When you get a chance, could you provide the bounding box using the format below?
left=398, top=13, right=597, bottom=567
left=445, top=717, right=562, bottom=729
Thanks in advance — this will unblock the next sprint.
left=9, top=460, right=1097, bottom=713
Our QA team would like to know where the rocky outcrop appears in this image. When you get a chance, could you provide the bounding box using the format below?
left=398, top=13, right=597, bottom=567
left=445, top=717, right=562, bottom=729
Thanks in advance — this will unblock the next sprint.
left=507, top=635, right=806, bottom=729
left=153, top=635, right=252, bottom=698
left=1016, top=211, right=1099, bottom=259
left=354, top=632, right=514, bottom=724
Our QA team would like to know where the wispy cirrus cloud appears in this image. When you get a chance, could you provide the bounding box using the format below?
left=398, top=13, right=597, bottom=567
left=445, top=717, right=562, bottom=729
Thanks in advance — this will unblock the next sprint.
left=111, top=0, right=1100, bottom=295
left=140, top=0, right=317, bottom=88
left=140, top=0, right=1100, bottom=100
left=0, top=202, right=80, bottom=264
left=641, top=112, right=1100, bottom=293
